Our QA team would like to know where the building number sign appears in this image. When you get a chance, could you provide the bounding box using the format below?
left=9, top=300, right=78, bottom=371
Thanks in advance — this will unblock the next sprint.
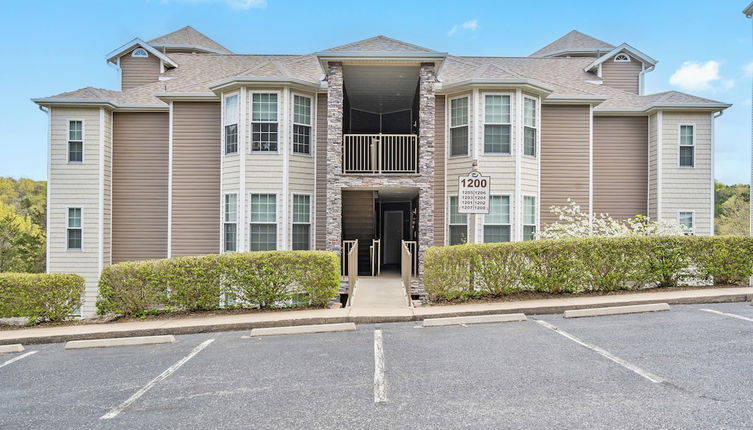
left=458, top=171, right=490, bottom=214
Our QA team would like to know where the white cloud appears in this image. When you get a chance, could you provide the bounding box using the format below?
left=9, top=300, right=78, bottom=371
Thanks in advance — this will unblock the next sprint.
left=669, top=60, right=721, bottom=91
left=744, top=61, right=753, bottom=78
left=159, top=0, right=266, bottom=9
left=448, top=19, right=478, bottom=36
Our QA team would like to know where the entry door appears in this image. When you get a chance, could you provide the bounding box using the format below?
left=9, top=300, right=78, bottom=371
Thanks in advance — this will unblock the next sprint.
left=383, top=210, right=403, bottom=265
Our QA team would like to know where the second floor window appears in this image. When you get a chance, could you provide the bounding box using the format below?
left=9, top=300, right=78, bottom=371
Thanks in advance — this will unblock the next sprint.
left=450, top=97, right=469, bottom=156
left=68, top=120, right=83, bottom=162
left=523, top=98, right=537, bottom=157
left=679, top=125, right=695, bottom=167
left=293, top=95, right=312, bottom=155
left=484, top=195, right=511, bottom=243
left=523, top=196, right=537, bottom=241
left=252, top=93, right=278, bottom=152
left=67, top=207, right=82, bottom=250
left=250, top=193, right=277, bottom=251
left=224, top=94, right=238, bottom=154
left=484, top=95, right=511, bottom=154
left=224, top=194, right=237, bottom=252
left=449, top=196, right=468, bottom=245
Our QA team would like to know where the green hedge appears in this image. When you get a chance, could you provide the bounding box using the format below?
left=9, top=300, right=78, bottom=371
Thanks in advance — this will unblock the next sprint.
left=97, top=251, right=340, bottom=316
left=424, top=236, right=753, bottom=301
left=0, top=273, right=85, bottom=322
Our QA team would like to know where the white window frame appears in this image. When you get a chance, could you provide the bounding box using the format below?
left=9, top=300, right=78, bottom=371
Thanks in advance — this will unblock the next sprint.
left=291, top=193, right=312, bottom=250
left=250, top=91, right=281, bottom=154
left=65, top=206, right=83, bottom=251
left=448, top=95, right=470, bottom=157
left=614, top=53, right=631, bottom=63
left=483, top=194, right=512, bottom=243
left=67, top=119, right=84, bottom=164
left=223, top=92, right=240, bottom=156
left=223, top=193, right=238, bottom=253
left=482, top=93, right=513, bottom=155
left=131, top=48, right=148, bottom=58
left=678, top=210, right=695, bottom=235
left=678, top=123, right=695, bottom=168
left=448, top=195, right=469, bottom=245
left=522, top=96, right=539, bottom=158
left=291, top=93, right=313, bottom=156
left=249, top=192, right=278, bottom=251
left=522, top=195, right=538, bottom=241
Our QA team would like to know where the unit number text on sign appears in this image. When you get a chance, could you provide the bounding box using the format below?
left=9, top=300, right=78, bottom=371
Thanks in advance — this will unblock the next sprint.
left=458, top=171, right=490, bottom=214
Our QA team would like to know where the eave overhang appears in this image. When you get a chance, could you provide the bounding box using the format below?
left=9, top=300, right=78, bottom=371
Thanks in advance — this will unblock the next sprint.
left=32, top=97, right=168, bottom=112
left=154, top=92, right=219, bottom=103
left=594, top=102, right=732, bottom=115
left=149, top=43, right=228, bottom=55
left=543, top=94, right=607, bottom=106
left=106, top=38, right=178, bottom=68
left=315, top=51, right=448, bottom=74
left=436, top=78, right=553, bottom=97
left=207, top=76, right=323, bottom=94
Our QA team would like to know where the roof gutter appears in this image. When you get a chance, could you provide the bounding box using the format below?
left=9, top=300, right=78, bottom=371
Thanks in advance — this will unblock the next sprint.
left=436, top=78, right=554, bottom=97
left=153, top=92, right=219, bottom=103
left=207, top=77, right=322, bottom=94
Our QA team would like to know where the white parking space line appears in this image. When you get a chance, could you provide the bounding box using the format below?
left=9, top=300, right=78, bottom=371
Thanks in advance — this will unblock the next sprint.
left=699, top=308, right=753, bottom=323
left=100, top=338, right=215, bottom=420
left=373, top=330, right=387, bottom=403
left=0, top=350, right=37, bottom=369
left=534, top=320, right=665, bottom=384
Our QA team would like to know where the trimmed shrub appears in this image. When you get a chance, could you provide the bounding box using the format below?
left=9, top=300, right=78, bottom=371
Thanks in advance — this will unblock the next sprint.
left=0, top=273, right=84, bottom=322
left=424, top=236, right=753, bottom=302
left=97, top=251, right=340, bottom=316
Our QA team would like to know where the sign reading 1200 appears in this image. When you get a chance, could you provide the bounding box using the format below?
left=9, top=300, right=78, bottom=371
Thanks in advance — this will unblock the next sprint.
left=458, top=171, right=490, bottom=214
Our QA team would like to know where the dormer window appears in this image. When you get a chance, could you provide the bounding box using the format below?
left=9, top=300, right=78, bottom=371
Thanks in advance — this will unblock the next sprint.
left=614, top=53, right=631, bottom=62
left=131, top=48, right=148, bottom=58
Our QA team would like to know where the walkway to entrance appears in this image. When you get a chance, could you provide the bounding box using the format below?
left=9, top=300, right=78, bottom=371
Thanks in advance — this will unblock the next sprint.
left=349, top=272, right=410, bottom=310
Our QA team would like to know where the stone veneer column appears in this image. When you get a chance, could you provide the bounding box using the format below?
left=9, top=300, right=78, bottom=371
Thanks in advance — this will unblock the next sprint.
left=325, top=62, right=344, bottom=254
left=417, top=63, right=436, bottom=276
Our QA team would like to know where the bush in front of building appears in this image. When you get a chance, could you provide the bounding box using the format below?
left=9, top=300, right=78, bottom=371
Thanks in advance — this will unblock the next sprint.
left=96, top=251, right=340, bottom=316
left=0, top=273, right=85, bottom=323
left=424, top=236, right=753, bottom=302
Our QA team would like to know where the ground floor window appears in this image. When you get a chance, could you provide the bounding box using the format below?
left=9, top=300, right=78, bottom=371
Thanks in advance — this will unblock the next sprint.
left=250, top=194, right=277, bottom=251
left=67, top=207, right=82, bottom=250
left=484, top=195, right=511, bottom=243
left=224, top=193, right=237, bottom=252
left=292, top=194, right=310, bottom=250
left=678, top=211, right=694, bottom=235
left=523, top=196, right=537, bottom=241
left=449, top=196, right=468, bottom=245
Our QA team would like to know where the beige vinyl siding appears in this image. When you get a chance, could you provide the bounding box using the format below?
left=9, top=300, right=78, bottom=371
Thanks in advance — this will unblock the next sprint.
left=540, top=105, right=590, bottom=225
left=593, top=116, right=648, bottom=219
left=445, top=91, right=473, bottom=244
left=288, top=91, right=317, bottom=249
left=601, top=54, right=643, bottom=94
left=103, top=111, right=112, bottom=267
left=433, top=95, right=446, bottom=246
left=315, top=93, right=327, bottom=249
left=48, top=107, right=102, bottom=315
left=119, top=48, right=161, bottom=90
left=112, top=112, right=169, bottom=263
left=171, top=102, right=221, bottom=256
left=648, top=114, right=658, bottom=219
left=660, top=112, right=713, bottom=235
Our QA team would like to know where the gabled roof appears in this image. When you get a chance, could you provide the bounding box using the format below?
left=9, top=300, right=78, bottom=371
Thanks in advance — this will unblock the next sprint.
left=530, top=30, right=615, bottom=57
left=584, top=43, right=657, bottom=72
left=105, top=38, right=177, bottom=67
left=322, top=35, right=436, bottom=53
left=148, top=26, right=232, bottom=54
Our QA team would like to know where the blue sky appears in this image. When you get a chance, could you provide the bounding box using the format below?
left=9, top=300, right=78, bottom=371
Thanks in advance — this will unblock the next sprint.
left=1, top=0, right=751, bottom=184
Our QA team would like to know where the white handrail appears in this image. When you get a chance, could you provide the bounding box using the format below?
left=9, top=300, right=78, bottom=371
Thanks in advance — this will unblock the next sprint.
left=343, top=134, right=418, bottom=174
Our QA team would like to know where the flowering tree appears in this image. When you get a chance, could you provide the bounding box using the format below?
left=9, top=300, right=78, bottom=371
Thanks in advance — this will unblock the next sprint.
left=538, top=199, right=688, bottom=239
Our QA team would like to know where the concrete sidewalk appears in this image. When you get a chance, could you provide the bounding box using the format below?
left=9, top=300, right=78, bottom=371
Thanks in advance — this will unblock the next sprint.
left=2, top=287, right=751, bottom=345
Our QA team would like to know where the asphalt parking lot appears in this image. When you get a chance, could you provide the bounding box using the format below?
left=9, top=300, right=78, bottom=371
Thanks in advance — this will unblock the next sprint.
left=2, top=302, right=753, bottom=429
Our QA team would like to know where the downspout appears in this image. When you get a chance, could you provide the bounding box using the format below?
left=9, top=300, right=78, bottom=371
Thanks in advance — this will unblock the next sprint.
left=747, top=9, right=753, bottom=237
left=638, top=65, right=655, bottom=96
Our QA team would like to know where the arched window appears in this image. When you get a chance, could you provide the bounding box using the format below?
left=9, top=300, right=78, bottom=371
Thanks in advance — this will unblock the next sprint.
left=132, top=48, right=148, bottom=58
left=614, top=53, right=631, bottom=63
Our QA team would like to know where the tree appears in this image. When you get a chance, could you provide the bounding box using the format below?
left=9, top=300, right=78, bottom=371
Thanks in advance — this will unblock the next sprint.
left=0, top=202, right=45, bottom=273
left=715, top=182, right=750, bottom=236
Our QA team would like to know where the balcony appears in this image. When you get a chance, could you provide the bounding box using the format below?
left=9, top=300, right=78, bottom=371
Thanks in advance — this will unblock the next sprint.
left=342, top=134, right=418, bottom=174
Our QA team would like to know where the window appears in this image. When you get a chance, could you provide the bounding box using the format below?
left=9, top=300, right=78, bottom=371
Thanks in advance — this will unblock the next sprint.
left=523, top=196, right=537, bottom=241
left=450, top=97, right=469, bottom=156
left=678, top=211, right=694, bottom=235
left=523, top=98, right=537, bottom=157
left=484, top=95, right=511, bottom=154
left=132, top=48, right=148, bottom=57
left=449, top=196, right=468, bottom=245
left=679, top=125, right=695, bottom=167
left=224, top=94, right=239, bottom=154
left=614, top=53, right=631, bottom=62
left=484, top=196, right=511, bottom=243
left=293, top=95, right=312, bottom=155
left=67, top=207, right=82, bottom=250
left=68, top=120, right=83, bottom=162
left=250, top=194, right=277, bottom=251
left=251, top=93, right=278, bottom=152
left=292, top=194, right=311, bottom=250
left=224, top=194, right=237, bottom=252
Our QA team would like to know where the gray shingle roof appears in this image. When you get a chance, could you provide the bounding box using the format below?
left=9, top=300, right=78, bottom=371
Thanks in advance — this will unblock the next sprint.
left=148, top=26, right=233, bottom=54
left=323, top=36, right=436, bottom=53
left=530, top=30, right=615, bottom=57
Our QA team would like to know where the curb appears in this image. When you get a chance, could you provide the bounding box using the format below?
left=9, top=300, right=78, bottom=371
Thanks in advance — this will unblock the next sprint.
left=423, top=313, right=527, bottom=327
left=249, top=323, right=357, bottom=337
left=0, top=344, right=24, bottom=354
left=64, top=335, right=176, bottom=350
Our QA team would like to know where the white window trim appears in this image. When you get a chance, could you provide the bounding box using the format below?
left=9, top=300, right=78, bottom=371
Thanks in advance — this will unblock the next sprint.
left=65, top=206, right=83, bottom=251
left=522, top=96, right=539, bottom=159
left=481, top=92, right=513, bottom=156
left=131, top=48, right=148, bottom=58
left=223, top=92, right=240, bottom=156
left=448, top=195, right=469, bottom=245
left=66, top=118, right=85, bottom=164
left=677, top=210, right=695, bottom=235
left=522, top=194, right=538, bottom=240
left=614, top=53, right=631, bottom=63
left=223, top=192, right=238, bottom=253
left=677, top=123, right=696, bottom=168
left=249, top=192, right=279, bottom=251
left=291, top=193, right=313, bottom=250
left=249, top=90, right=282, bottom=154
left=291, top=93, right=314, bottom=157
left=483, top=194, right=513, bottom=243
left=448, top=95, right=470, bottom=158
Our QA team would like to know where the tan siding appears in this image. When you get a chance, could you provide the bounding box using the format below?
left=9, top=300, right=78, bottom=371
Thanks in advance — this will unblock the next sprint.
left=648, top=114, right=657, bottom=218
left=315, top=93, right=327, bottom=249
left=171, top=102, right=221, bottom=256
left=103, top=110, right=112, bottom=267
left=112, top=112, right=169, bottom=263
left=540, top=105, right=590, bottom=225
left=120, top=48, right=161, bottom=90
left=433, top=95, right=445, bottom=246
left=601, top=55, right=643, bottom=94
left=593, top=116, right=648, bottom=219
